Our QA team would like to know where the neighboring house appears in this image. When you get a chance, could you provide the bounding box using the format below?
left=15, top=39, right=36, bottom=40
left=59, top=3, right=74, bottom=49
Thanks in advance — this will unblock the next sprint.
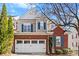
left=67, top=28, right=78, bottom=51
left=13, top=8, right=78, bottom=54
left=12, top=16, right=19, bottom=33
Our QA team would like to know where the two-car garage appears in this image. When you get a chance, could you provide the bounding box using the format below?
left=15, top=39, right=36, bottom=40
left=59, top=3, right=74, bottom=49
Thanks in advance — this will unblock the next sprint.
left=13, top=33, right=50, bottom=54
left=15, top=39, right=46, bottom=53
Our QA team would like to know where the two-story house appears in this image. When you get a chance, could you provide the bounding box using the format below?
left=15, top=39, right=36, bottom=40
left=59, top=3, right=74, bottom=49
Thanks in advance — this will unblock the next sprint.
left=13, top=8, right=53, bottom=54
left=13, top=8, right=78, bottom=55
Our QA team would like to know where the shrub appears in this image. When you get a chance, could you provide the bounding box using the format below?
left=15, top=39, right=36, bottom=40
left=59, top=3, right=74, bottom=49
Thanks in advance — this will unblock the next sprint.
left=62, top=48, right=73, bottom=54
left=54, top=48, right=73, bottom=55
left=62, top=48, right=69, bottom=54
left=55, top=49, right=63, bottom=54
left=68, top=48, right=73, bottom=54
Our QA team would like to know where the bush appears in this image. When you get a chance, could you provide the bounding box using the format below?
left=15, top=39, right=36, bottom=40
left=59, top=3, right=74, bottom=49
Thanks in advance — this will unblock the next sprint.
left=68, top=48, right=73, bottom=54
left=62, top=48, right=69, bottom=54
left=55, top=48, right=73, bottom=55
left=62, top=48, right=73, bottom=54
left=55, top=49, right=63, bottom=54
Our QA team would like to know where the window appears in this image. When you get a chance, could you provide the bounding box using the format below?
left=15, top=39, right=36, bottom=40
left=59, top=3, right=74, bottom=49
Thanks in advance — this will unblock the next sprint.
left=76, top=34, right=78, bottom=38
left=40, top=21, right=44, bottom=29
left=72, top=35, right=73, bottom=39
left=76, top=42, right=78, bottom=47
left=32, top=41, right=37, bottom=44
left=51, top=24, right=55, bottom=30
left=56, top=36, right=61, bottom=47
left=39, top=41, right=45, bottom=44
left=24, top=41, right=30, bottom=44
left=72, top=42, right=74, bottom=47
left=22, top=23, right=32, bottom=32
left=17, top=40, right=23, bottom=44
left=38, top=21, right=46, bottom=30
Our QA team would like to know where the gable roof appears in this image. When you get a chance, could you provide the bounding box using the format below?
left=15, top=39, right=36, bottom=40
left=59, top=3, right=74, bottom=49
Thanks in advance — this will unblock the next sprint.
left=52, top=26, right=65, bottom=32
left=19, top=7, right=46, bottom=19
left=52, top=26, right=65, bottom=36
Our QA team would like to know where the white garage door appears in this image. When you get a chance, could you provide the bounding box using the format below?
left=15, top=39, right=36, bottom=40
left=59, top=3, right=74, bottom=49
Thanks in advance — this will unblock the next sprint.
left=15, top=39, right=46, bottom=53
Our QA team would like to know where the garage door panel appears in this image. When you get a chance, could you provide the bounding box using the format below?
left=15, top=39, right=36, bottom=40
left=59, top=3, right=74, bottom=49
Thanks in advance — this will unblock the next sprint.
left=15, top=44, right=24, bottom=53
left=23, top=44, right=31, bottom=53
left=37, top=45, right=46, bottom=52
left=30, top=45, right=39, bottom=52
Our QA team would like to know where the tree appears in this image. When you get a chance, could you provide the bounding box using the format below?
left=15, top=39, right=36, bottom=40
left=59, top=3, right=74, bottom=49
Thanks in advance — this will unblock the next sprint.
left=35, top=3, right=79, bottom=55
left=8, top=16, right=14, bottom=54
left=0, top=4, right=8, bottom=54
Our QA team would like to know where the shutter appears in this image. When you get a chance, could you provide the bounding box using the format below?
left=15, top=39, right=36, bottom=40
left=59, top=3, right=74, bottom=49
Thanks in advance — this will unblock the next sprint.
left=52, top=36, right=56, bottom=48
left=44, top=22, right=46, bottom=30
left=38, top=22, right=40, bottom=29
left=31, top=24, right=33, bottom=32
left=61, top=36, right=64, bottom=47
left=49, top=37, right=52, bottom=48
left=49, top=37, right=52, bottom=53
left=21, top=24, right=23, bottom=32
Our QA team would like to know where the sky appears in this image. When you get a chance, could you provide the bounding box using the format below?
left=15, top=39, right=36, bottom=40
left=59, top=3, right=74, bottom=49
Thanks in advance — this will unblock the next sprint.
left=0, top=3, right=77, bottom=21
left=0, top=3, right=36, bottom=16
left=0, top=3, right=56, bottom=19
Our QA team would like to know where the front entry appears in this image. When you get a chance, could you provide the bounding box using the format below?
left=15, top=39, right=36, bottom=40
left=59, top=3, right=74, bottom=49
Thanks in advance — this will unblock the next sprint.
left=49, top=36, right=64, bottom=53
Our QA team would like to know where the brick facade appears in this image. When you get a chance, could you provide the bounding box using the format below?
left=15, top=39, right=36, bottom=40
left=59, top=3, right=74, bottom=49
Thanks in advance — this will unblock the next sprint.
left=52, top=26, right=68, bottom=49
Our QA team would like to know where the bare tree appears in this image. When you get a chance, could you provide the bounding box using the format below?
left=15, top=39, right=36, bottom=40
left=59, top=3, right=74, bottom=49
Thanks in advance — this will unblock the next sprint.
left=28, top=3, right=79, bottom=33
left=64, top=4, right=79, bottom=33
left=36, top=4, right=76, bottom=30
left=27, top=3, right=79, bottom=55
left=35, top=3, right=79, bottom=55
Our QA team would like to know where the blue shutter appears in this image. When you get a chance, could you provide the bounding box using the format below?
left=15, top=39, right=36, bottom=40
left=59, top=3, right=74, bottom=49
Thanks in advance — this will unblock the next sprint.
left=44, top=22, right=46, bottom=30
left=31, top=24, right=33, bottom=32
left=21, top=24, right=23, bottom=32
left=61, top=36, right=64, bottom=47
left=49, top=37, right=52, bottom=48
left=38, top=22, right=40, bottom=29
left=52, top=36, right=56, bottom=48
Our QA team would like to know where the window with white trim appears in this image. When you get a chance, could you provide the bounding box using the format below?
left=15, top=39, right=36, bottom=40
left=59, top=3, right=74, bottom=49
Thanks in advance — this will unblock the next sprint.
left=22, top=23, right=31, bottom=32
left=24, top=41, right=30, bottom=44
left=39, top=41, right=45, bottom=44
left=40, top=21, right=44, bottom=28
left=56, top=36, right=61, bottom=47
left=76, top=34, right=78, bottom=38
left=17, top=40, right=23, bottom=44
left=31, top=41, right=37, bottom=44
left=38, top=21, right=46, bottom=30
left=76, top=42, right=78, bottom=47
